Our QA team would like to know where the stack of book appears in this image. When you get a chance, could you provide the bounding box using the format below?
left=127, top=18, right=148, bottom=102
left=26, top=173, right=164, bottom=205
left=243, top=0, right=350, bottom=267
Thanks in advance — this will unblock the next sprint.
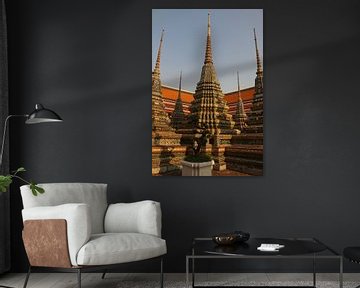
left=257, top=243, right=285, bottom=252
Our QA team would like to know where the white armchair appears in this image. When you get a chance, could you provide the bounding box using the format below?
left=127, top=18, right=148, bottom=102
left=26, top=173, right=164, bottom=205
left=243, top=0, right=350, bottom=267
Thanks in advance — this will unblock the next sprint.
left=20, top=183, right=166, bottom=288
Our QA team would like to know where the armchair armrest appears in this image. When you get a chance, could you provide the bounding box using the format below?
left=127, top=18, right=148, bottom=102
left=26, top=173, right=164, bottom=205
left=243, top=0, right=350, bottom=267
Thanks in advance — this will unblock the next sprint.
left=22, top=203, right=91, bottom=266
left=104, top=200, right=162, bottom=237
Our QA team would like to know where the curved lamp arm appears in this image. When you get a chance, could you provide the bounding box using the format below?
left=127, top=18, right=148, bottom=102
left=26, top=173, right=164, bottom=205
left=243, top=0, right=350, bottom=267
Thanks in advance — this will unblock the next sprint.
left=0, top=104, right=63, bottom=170
left=0, top=114, right=28, bottom=169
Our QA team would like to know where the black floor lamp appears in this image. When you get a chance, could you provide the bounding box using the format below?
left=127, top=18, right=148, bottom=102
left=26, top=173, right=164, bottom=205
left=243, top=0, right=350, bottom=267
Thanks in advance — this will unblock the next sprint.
left=0, top=103, right=62, bottom=288
left=0, top=103, right=63, bottom=167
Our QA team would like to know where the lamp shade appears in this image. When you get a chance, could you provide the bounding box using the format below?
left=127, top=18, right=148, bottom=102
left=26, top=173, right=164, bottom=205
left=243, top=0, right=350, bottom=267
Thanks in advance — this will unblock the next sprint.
left=25, top=104, right=63, bottom=124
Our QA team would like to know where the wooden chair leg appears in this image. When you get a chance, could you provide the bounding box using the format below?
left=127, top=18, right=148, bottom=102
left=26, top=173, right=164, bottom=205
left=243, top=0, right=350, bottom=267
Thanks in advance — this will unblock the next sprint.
left=22, top=266, right=31, bottom=288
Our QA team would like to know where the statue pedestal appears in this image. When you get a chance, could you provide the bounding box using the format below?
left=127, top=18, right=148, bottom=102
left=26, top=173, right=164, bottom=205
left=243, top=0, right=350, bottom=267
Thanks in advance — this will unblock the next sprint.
left=181, top=160, right=214, bottom=176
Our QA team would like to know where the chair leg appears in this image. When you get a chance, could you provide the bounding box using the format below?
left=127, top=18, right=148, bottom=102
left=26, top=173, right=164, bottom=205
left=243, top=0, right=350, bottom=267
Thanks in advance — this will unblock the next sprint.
left=23, top=266, right=31, bottom=288
left=101, top=270, right=107, bottom=279
left=160, top=257, right=164, bottom=288
left=77, top=269, right=81, bottom=288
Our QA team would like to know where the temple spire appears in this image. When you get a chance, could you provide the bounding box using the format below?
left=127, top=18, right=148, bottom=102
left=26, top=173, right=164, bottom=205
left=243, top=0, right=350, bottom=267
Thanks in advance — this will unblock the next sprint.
left=153, top=29, right=164, bottom=76
left=253, top=28, right=263, bottom=96
left=253, top=28, right=262, bottom=74
left=187, top=12, right=234, bottom=135
left=177, top=70, right=182, bottom=99
left=152, top=28, right=175, bottom=133
left=233, top=71, right=248, bottom=131
left=237, top=71, right=241, bottom=101
left=171, top=71, right=186, bottom=129
left=204, top=13, right=213, bottom=64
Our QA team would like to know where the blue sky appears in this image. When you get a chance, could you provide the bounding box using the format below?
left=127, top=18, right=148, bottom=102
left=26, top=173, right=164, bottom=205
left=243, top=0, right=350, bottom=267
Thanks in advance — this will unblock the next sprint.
left=152, top=9, right=263, bottom=93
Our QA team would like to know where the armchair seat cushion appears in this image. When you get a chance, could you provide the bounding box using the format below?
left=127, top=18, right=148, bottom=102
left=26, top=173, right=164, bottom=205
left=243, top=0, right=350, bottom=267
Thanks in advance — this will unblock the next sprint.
left=76, top=233, right=166, bottom=266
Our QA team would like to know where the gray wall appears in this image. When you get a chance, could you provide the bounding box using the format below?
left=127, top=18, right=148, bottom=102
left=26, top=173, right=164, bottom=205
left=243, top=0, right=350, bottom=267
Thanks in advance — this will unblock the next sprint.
left=6, top=0, right=360, bottom=272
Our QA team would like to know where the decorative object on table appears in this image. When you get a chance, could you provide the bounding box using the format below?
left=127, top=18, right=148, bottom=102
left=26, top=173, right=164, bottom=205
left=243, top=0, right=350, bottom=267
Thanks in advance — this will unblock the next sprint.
left=257, top=243, right=285, bottom=252
left=233, top=230, right=250, bottom=242
left=0, top=103, right=63, bottom=194
left=212, top=233, right=238, bottom=245
left=212, top=230, right=250, bottom=245
left=20, top=183, right=166, bottom=288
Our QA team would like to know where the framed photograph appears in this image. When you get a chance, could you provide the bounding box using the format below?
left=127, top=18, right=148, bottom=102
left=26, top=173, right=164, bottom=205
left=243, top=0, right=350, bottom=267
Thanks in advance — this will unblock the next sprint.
left=152, top=9, right=263, bottom=177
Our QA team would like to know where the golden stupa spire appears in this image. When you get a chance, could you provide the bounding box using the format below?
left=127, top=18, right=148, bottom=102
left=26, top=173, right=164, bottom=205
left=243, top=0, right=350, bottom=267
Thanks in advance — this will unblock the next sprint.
left=204, top=12, right=213, bottom=64
left=177, top=70, right=182, bottom=99
left=253, top=28, right=262, bottom=74
left=237, top=71, right=242, bottom=101
left=153, top=29, right=164, bottom=76
left=233, top=71, right=247, bottom=131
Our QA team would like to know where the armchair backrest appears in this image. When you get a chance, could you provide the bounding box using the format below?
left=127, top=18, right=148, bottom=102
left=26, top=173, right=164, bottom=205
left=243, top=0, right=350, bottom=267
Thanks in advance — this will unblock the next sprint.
left=20, top=183, right=108, bottom=234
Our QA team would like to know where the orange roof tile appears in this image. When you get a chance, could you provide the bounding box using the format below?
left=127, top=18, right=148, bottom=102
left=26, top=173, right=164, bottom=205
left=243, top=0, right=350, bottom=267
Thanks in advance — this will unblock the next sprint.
left=161, top=86, right=194, bottom=103
left=224, top=87, right=255, bottom=103
left=161, top=85, right=255, bottom=105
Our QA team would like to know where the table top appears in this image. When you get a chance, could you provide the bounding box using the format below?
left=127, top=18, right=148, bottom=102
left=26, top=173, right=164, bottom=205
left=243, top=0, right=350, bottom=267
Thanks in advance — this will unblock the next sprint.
left=190, top=237, right=340, bottom=258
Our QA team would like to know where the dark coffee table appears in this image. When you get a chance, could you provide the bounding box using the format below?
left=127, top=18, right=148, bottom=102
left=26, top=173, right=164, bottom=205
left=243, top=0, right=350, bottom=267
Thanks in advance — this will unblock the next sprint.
left=186, top=237, right=342, bottom=288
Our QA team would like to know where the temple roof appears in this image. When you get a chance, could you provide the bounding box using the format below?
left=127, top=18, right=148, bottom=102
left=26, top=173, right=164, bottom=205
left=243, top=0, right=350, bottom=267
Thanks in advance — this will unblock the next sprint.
left=224, top=87, right=255, bottom=103
left=161, top=85, right=194, bottom=103
left=161, top=85, right=255, bottom=104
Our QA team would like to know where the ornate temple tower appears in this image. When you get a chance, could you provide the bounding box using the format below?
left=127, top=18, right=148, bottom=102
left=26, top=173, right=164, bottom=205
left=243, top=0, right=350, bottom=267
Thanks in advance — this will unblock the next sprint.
left=244, top=28, right=264, bottom=133
left=152, top=30, right=184, bottom=175
left=152, top=30, right=173, bottom=132
left=233, top=71, right=248, bottom=131
left=187, top=13, right=235, bottom=135
left=253, top=28, right=263, bottom=98
left=225, top=28, right=264, bottom=176
left=170, top=71, right=186, bottom=130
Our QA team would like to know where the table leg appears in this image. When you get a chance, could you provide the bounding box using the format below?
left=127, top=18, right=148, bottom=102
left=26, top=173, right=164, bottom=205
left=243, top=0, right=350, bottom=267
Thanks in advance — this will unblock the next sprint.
left=192, top=257, right=195, bottom=288
left=313, top=254, right=316, bottom=287
left=192, top=247, right=195, bottom=288
left=186, top=257, right=189, bottom=288
left=339, top=257, right=343, bottom=288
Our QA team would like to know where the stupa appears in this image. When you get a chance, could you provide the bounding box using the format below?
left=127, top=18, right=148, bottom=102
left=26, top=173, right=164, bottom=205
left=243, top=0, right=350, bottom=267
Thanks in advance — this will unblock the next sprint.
left=225, top=28, right=264, bottom=175
left=152, top=29, right=174, bottom=133
left=176, top=13, right=240, bottom=171
left=186, top=13, right=235, bottom=135
left=151, top=30, right=185, bottom=175
left=244, top=28, right=263, bottom=134
left=253, top=28, right=263, bottom=98
left=170, top=71, right=186, bottom=130
left=233, top=71, right=248, bottom=131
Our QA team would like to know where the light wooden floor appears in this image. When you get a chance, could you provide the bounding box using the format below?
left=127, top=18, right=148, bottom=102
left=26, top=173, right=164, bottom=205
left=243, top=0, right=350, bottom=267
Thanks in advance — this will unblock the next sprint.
left=0, top=273, right=359, bottom=288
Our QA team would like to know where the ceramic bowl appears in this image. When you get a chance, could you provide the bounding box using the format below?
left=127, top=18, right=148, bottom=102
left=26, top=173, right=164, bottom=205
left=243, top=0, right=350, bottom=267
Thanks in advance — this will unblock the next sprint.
left=212, top=234, right=237, bottom=245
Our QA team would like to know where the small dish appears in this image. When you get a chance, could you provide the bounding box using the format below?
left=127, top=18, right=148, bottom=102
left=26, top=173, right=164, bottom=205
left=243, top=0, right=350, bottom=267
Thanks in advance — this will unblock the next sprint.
left=212, top=233, right=237, bottom=245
